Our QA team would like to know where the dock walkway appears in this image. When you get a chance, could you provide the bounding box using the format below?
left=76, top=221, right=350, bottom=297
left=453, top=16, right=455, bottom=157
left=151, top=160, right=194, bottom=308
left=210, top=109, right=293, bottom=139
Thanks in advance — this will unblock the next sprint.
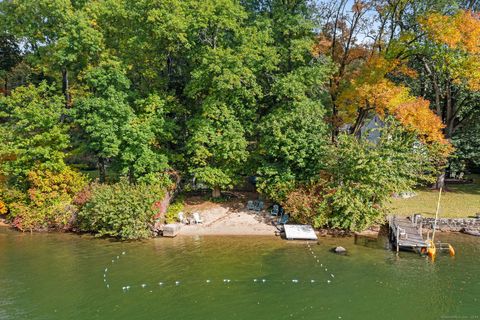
left=388, top=215, right=427, bottom=252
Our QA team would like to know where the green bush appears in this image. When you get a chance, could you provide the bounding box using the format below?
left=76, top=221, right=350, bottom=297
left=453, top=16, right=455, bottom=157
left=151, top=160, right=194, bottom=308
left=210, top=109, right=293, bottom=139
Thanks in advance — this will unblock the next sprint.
left=77, top=179, right=166, bottom=239
left=165, top=198, right=184, bottom=224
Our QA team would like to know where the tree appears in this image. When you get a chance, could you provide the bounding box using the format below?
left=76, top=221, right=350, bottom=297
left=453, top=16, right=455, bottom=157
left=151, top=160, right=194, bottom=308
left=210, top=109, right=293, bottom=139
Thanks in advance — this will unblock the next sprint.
left=0, top=0, right=103, bottom=104
left=120, top=95, right=172, bottom=183
left=0, top=82, right=69, bottom=187
left=0, top=34, right=21, bottom=95
left=417, top=9, right=480, bottom=139
left=283, top=119, right=438, bottom=231
left=184, top=0, right=277, bottom=197
left=186, top=102, right=248, bottom=198
left=256, top=101, right=330, bottom=202
left=73, top=60, right=133, bottom=182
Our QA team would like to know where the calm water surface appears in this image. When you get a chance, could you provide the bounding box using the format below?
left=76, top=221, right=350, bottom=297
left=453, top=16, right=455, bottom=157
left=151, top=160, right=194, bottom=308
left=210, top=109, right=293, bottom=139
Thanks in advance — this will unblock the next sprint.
left=0, top=227, right=478, bottom=320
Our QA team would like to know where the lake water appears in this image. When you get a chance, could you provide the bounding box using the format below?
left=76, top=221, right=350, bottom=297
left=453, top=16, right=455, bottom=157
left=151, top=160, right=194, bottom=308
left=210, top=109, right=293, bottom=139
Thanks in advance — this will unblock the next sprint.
left=0, top=227, right=478, bottom=320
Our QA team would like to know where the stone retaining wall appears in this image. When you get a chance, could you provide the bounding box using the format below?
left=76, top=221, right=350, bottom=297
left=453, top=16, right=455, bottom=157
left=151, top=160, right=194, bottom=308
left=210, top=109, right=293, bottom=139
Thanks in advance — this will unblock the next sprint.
left=418, top=217, right=480, bottom=231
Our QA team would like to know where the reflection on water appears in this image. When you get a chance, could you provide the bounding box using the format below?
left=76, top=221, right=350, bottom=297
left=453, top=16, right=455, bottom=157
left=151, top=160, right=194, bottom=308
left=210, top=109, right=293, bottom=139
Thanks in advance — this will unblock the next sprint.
left=0, top=227, right=478, bottom=320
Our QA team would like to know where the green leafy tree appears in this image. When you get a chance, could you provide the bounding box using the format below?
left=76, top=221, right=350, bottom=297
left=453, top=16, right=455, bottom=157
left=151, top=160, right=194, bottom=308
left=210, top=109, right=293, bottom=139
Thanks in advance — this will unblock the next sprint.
left=257, top=101, right=330, bottom=202
left=120, top=95, right=172, bottom=183
left=0, top=82, right=69, bottom=186
left=0, top=34, right=21, bottom=95
left=283, top=119, right=438, bottom=231
left=0, top=0, right=103, bottom=103
left=186, top=102, right=248, bottom=198
left=73, top=60, right=133, bottom=182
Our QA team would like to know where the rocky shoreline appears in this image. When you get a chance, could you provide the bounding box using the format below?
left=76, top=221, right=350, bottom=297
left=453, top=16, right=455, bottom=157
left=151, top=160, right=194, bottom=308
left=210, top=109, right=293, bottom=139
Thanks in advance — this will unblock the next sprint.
left=415, top=216, right=480, bottom=232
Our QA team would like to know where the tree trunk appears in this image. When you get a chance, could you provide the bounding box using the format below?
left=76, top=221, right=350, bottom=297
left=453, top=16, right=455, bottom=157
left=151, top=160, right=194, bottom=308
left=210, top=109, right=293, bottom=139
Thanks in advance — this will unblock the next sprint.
left=433, top=171, right=445, bottom=190
left=3, top=76, right=7, bottom=96
left=62, top=68, right=70, bottom=107
left=128, top=166, right=135, bottom=184
left=212, top=187, right=221, bottom=198
left=98, top=157, right=106, bottom=183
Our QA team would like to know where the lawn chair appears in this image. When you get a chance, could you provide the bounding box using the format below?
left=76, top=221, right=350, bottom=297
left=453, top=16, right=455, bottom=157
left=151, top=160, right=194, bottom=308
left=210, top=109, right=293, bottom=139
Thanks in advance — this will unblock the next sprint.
left=254, top=201, right=264, bottom=212
left=192, top=212, right=203, bottom=224
left=178, top=212, right=187, bottom=224
left=247, top=200, right=255, bottom=210
left=278, top=213, right=289, bottom=225
left=271, top=204, right=279, bottom=216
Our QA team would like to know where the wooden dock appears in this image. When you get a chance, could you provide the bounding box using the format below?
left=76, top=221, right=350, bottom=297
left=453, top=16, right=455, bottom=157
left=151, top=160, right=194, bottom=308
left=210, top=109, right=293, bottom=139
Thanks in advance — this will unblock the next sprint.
left=388, top=215, right=427, bottom=252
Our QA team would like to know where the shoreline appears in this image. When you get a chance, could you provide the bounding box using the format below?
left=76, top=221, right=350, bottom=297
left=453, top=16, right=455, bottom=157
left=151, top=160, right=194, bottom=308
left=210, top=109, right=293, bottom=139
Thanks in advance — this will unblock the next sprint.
left=1, top=200, right=478, bottom=238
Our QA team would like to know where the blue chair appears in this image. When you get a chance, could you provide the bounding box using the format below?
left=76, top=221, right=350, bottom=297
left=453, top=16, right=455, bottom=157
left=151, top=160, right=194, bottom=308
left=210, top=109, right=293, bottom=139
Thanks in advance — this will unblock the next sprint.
left=247, top=200, right=255, bottom=210
left=254, top=201, right=264, bottom=212
left=271, top=204, right=279, bottom=216
left=278, top=214, right=289, bottom=224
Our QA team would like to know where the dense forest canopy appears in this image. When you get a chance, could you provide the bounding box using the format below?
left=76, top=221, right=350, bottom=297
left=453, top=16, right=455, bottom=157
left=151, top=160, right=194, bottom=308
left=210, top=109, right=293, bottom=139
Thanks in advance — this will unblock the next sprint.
left=0, top=0, right=479, bottom=238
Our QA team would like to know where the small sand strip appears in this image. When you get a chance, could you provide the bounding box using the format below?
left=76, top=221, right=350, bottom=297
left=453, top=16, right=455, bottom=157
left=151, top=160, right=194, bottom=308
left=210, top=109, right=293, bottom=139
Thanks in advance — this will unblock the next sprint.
left=177, top=202, right=278, bottom=236
left=0, top=218, right=9, bottom=227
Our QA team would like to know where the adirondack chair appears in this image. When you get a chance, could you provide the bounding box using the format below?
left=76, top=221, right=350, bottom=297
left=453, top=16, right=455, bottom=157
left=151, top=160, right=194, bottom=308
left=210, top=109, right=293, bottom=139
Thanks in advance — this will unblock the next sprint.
left=178, top=212, right=187, bottom=224
left=271, top=204, right=279, bottom=216
left=278, top=214, right=289, bottom=225
left=192, top=212, right=203, bottom=224
left=247, top=200, right=255, bottom=210
left=254, top=201, right=264, bottom=212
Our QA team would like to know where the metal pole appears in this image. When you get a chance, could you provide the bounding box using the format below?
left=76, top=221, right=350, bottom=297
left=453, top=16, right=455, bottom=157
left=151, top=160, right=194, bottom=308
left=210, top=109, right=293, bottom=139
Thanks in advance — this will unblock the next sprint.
left=396, top=226, right=399, bottom=252
left=432, top=187, right=443, bottom=243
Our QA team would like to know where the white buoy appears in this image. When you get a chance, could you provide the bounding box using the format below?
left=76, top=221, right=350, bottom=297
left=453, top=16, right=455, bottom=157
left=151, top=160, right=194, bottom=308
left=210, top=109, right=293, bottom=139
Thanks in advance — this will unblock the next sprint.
left=141, top=284, right=146, bottom=288
left=175, top=281, right=180, bottom=285
left=122, top=252, right=126, bottom=255
left=126, top=286, right=130, bottom=290
left=107, top=284, right=110, bottom=288
left=317, top=260, right=320, bottom=263
left=117, top=256, right=119, bottom=259
left=122, top=286, right=126, bottom=290
left=262, top=279, right=266, bottom=283
left=330, top=274, right=335, bottom=278
left=105, top=268, right=108, bottom=272
left=206, top=280, right=210, bottom=283
left=310, top=280, right=315, bottom=283
left=253, top=279, right=257, bottom=282
left=112, top=260, right=114, bottom=263
left=104, top=279, right=106, bottom=282
left=327, top=280, right=331, bottom=283
left=292, top=279, right=298, bottom=283
left=325, top=268, right=328, bottom=271
left=158, top=282, right=163, bottom=286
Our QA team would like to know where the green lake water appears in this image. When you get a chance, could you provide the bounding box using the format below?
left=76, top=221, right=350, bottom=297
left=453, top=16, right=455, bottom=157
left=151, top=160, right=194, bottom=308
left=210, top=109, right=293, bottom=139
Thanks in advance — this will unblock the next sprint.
left=0, top=227, right=478, bottom=320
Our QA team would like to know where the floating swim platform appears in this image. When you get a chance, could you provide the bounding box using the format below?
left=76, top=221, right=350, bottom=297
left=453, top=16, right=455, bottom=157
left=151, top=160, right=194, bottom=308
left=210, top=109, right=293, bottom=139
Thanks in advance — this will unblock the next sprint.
left=284, top=224, right=318, bottom=241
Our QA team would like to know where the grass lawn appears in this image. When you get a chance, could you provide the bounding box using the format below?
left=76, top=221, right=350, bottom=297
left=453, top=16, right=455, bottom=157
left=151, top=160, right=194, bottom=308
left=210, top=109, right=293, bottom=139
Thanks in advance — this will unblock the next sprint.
left=389, top=175, right=480, bottom=218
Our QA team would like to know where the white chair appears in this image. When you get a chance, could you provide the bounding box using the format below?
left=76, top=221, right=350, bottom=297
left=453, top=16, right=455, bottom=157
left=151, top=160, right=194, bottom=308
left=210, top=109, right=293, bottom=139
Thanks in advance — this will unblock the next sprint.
left=192, top=212, right=203, bottom=224
left=178, top=212, right=187, bottom=224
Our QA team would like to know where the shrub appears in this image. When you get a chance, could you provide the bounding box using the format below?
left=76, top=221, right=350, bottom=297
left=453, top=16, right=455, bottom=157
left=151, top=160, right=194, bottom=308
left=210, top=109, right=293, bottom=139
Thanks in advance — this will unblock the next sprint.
left=165, top=198, right=184, bottom=224
left=6, top=167, right=87, bottom=231
left=77, top=179, right=166, bottom=239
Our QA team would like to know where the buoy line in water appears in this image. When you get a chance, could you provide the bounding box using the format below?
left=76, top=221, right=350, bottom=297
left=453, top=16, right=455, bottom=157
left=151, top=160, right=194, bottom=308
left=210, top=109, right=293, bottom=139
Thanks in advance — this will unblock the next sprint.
left=103, top=242, right=336, bottom=292
left=306, top=241, right=334, bottom=284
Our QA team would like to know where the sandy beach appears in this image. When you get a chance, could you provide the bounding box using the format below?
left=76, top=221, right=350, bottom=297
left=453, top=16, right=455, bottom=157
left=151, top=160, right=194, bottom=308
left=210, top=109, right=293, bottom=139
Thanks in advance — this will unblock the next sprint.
left=176, top=198, right=279, bottom=236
